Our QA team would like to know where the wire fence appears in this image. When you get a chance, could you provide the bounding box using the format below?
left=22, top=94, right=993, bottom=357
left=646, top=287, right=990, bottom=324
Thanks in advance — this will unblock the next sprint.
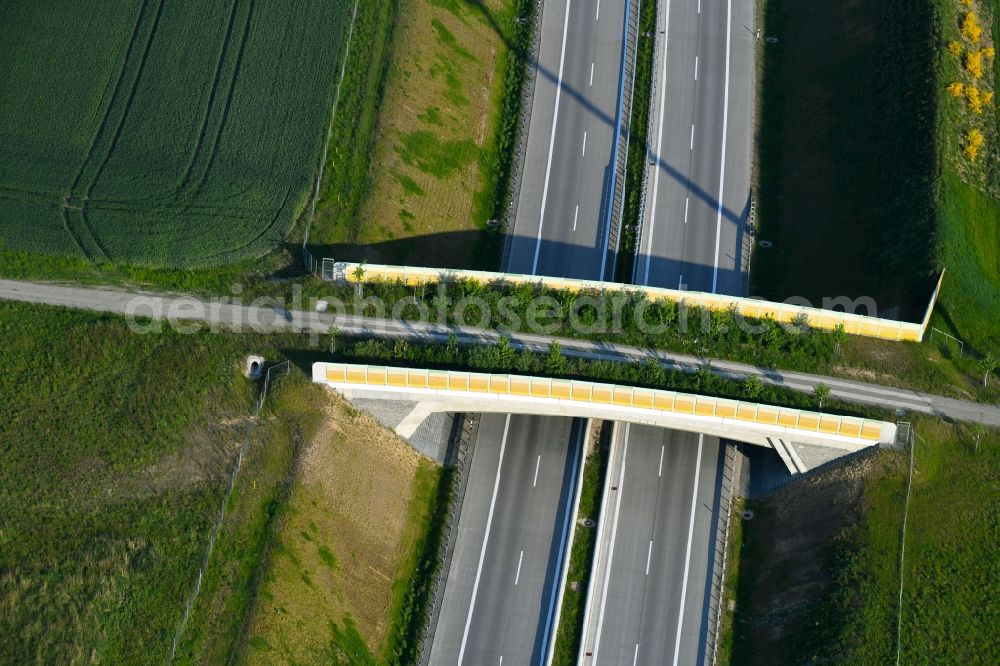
left=167, top=360, right=290, bottom=664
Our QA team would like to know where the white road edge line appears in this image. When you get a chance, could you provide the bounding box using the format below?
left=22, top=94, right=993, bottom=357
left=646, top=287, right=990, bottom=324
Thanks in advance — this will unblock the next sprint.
left=646, top=540, right=653, bottom=575
left=711, top=0, right=733, bottom=294
left=515, top=550, right=524, bottom=585
left=641, top=0, right=673, bottom=286
left=593, top=423, right=630, bottom=661
left=582, top=130, right=588, bottom=156
left=533, top=453, right=541, bottom=487
left=531, top=0, right=573, bottom=276
left=671, top=433, right=704, bottom=666
left=457, top=414, right=512, bottom=665
left=541, top=420, right=585, bottom=662
left=590, top=62, right=595, bottom=86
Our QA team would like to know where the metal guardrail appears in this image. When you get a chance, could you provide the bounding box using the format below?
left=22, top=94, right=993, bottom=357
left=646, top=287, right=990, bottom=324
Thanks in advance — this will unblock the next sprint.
left=328, top=261, right=931, bottom=342
left=315, top=362, right=893, bottom=443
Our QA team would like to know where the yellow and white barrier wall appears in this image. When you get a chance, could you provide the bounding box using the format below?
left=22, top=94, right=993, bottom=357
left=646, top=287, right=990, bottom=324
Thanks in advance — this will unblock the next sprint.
left=328, top=261, right=938, bottom=343
left=313, top=363, right=896, bottom=461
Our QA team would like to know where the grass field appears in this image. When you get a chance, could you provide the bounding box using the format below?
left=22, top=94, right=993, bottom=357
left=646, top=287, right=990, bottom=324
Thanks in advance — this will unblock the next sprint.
left=235, top=390, right=439, bottom=664
left=0, top=302, right=316, bottom=663
left=751, top=0, right=939, bottom=319
left=729, top=418, right=1000, bottom=663
left=0, top=0, right=349, bottom=267
left=932, top=0, right=1000, bottom=353
left=310, top=0, right=518, bottom=269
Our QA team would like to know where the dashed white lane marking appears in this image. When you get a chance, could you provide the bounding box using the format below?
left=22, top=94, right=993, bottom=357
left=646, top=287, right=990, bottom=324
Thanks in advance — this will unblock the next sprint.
left=596, top=0, right=600, bottom=21
left=633, top=643, right=640, bottom=666
left=590, top=62, right=595, bottom=85
left=573, top=205, right=579, bottom=231
left=678, top=274, right=684, bottom=291
left=658, top=444, right=665, bottom=476
left=458, top=415, right=512, bottom=665
left=582, top=130, right=588, bottom=156
left=533, top=454, right=541, bottom=487
left=694, top=56, right=698, bottom=80
left=646, top=540, right=653, bottom=575
left=698, top=0, right=701, bottom=13
left=515, top=550, right=524, bottom=585
left=690, top=124, right=695, bottom=150
left=683, top=197, right=689, bottom=225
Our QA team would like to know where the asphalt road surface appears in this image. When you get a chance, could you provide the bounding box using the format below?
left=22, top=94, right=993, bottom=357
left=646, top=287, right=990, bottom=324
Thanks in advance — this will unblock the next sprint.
left=635, top=0, right=754, bottom=295
left=507, top=0, right=628, bottom=280
left=428, top=414, right=583, bottom=664
left=589, top=426, right=723, bottom=666
left=3, top=278, right=996, bottom=426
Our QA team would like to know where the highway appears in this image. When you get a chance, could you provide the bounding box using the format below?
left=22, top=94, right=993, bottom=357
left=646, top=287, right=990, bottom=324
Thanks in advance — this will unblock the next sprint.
left=428, top=415, right=583, bottom=664
left=2, top=278, right=996, bottom=426
left=635, top=0, right=755, bottom=295
left=507, top=0, right=627, bottom=281
left=583, top=425, right=723, bottom=665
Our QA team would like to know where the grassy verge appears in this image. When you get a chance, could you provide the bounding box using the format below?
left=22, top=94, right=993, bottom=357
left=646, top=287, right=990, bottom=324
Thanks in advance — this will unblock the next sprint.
left=0, top=302, right=314, bottom=663
left=234, top=390, right=443, bottom=664
left=552, top=423, right=612, bottom=665
left=729, top=417, right=1000, bottom=663
left=615, top=0, right=658, bottom=283
left=712, top=496, right=744, bottom=665
left=312, top=0, right=519, bottom=269
left=932, top=0, right=1000, bottom=354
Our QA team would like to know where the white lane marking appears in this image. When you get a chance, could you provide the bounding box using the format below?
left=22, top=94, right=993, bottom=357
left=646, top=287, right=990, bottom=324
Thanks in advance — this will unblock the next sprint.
left=645, top=540, right=653, bottom=575
left=658, top=444, right=665, bottom=476
left=593, top=424, right=630, bottom=661
left=633, top=643, right=640, bottom=666
left=712, top=0, right=733, bottom=294
left=678, top=274, right=684, bottom=290
left=596, top=0, right=600, bottom=20
left=683, top=197, right=689, bottom=225
left=533, top=454, right=541, bottom=487
left=590, top=62, right=595, bottom=86
left=458, top=414, right=512, bottom=666
left=671, top=434, right=704, bottom=666
left=689, top=124, right=695, bottom=150
left=515, top=550, right=524, bottom=585
left=694, top=56, right=698, bottom=80
left=640, top=0, right=673, bottom=286
left=582, top=131, right=588, bottom=156
left=540, top=423, right=583, bottom=661
left=573, top=205, right=579, bottom=231
left=697, top=0, right=701, bottom=13
left=531, top=0, right=573, bottom=275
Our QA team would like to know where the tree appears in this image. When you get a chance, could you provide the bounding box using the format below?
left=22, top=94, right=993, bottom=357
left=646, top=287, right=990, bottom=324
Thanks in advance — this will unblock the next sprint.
left=976, top=352, right=997, bottom=387
left=813, top=383, right=831, bottom=410
left=446, top=332, right=459, bottom=359
left=832, top=324, right=847, bottom=358
left=352, top=260, right=367, bottom=297
left=497, top=336, right=516, bottom=367
left=545, top=340, right=566, bottom=375
left=329, top=324, right=341, bottom=353
left=743, top=375, right=764, bottom=401
left=970, top=421, right=986, bottom=454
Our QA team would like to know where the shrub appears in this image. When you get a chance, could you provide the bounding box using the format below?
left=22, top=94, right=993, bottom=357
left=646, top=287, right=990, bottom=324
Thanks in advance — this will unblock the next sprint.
left=965, top=49, right=984, bottom=78
left=983, top=46, right=996, bottom=61
left=948, top=40, right=963, bottom=57
left=983, top=91, right=994, bottom=107
left=962, top=12, right=982, bottom=43
left=948, top=81, right=965, bottom=97
left=966, top=85, right=984, bottom=113
left=963, top=128, right=985, bottom=162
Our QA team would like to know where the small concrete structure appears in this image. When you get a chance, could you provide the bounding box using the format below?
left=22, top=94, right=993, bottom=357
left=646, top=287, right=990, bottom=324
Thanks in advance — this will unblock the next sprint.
left=312, top=362, right=896, bottom=474
left=244, top=355, right=265, bottom=380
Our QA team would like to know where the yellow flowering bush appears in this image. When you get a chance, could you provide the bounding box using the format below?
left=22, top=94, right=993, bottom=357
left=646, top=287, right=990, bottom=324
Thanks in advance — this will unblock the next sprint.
left=966, top=49, right=984, bottom=78
left=964, top=128, right=985, bottom=162
left=948, top=81, right=965, bottom=97
left=948, top=40, right=963, bottom=57
left=963, top=12, right=982, bottom=43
